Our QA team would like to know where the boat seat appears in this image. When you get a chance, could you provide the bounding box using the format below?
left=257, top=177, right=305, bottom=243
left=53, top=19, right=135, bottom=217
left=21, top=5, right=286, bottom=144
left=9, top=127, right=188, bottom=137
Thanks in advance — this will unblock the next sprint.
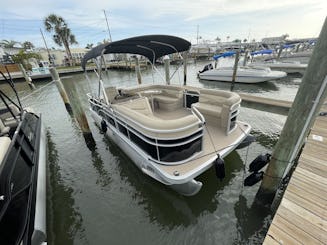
left=0, top=105, right=21, bottom=128
left=105, top=86, right=119, bottom=103
left=153, top=87, right=183, bottom=111
left=116, top=97, right=153, bottom=116
left=0, top=136, right=11, bottom=165
left=0, top=118, right=10, bottom=136
left=192, top=89, right=241, bottom=131
left=112, top=101, right=200, bottom=139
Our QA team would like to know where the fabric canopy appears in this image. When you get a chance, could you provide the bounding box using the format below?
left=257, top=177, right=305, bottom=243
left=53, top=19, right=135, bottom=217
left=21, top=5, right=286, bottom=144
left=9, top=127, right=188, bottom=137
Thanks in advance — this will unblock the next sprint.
left=81, top=35, right=191, bottom=70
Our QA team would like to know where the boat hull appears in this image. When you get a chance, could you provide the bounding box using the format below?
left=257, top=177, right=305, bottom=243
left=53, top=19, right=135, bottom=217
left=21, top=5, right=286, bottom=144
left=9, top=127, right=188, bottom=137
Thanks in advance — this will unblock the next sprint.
left=90, top=109, right=203, bottom=195
left=199, top=68, right=286, bottom=83
left=90, top=108, right=251, bottom=196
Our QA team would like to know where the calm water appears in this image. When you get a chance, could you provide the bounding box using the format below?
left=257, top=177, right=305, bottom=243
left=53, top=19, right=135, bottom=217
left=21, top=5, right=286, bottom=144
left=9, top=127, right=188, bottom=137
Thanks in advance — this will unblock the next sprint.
left=1, top=59, right=301, bottom=244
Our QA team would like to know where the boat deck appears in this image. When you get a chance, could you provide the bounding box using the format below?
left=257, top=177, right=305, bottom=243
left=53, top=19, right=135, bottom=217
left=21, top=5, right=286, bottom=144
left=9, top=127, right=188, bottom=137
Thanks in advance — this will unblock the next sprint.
left=155, top=122, right=249, bottom=177
left=263, top=103, right=327, bottom=244
left=152, top=105, right=250, bottom=178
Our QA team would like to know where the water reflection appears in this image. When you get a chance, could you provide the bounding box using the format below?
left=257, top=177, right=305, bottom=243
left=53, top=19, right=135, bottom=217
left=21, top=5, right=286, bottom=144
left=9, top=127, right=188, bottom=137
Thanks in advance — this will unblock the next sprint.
left=46, top=131, right=85, bottom=245
left=251, top=129, right=279, bottom=149
left=101, top=134, right=245, bottom=230
left=234, top=195, right=272, bottom=244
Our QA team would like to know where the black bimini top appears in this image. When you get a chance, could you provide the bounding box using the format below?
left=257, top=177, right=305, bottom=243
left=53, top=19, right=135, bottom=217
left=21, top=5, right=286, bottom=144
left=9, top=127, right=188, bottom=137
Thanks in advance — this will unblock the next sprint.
left=81, top=35, right=191, bottom=70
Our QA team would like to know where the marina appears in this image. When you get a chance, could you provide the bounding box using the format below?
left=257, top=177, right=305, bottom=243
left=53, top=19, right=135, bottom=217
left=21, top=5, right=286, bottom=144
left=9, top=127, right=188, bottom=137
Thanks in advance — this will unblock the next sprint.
left=0, top=59, right=302, bottom=244
left=0, top=3, right=326, bottom=243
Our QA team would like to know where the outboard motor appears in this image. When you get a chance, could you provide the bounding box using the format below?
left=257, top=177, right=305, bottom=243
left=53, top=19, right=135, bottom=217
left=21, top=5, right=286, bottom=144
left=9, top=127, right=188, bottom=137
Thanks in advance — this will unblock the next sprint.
left=199, top=63, right=213, bottom=73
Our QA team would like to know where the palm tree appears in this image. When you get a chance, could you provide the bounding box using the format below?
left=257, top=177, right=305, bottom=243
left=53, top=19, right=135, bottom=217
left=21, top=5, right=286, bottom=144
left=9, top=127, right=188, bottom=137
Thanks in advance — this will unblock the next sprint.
left=44, top=14, right=78, bottom=66
left=0, top=39, right=20, bottom=48
left=22, top=41, right=35, bottom=50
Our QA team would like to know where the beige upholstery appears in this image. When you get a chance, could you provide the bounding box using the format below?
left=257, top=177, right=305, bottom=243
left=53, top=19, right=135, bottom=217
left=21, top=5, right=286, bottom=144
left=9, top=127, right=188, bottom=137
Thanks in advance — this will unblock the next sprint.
left=0, top=119, right=10, bottom=136
left=105, top=86, right=119, bottom=103
left=192, top=89, right=241, bottom=132
left=0, top=136, right=11, bottom=165
left=112, top=100, right=200, bottom=139
left=116, top=97, right=153, bottom=116
left=0, top=105, right=21, bottom=128
left=121, top=84, right=184, bottom=111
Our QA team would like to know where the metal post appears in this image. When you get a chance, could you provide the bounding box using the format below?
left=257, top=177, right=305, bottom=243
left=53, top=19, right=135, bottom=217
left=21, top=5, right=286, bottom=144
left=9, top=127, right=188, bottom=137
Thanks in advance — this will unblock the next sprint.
left=257, top=17, right=327, bottom=203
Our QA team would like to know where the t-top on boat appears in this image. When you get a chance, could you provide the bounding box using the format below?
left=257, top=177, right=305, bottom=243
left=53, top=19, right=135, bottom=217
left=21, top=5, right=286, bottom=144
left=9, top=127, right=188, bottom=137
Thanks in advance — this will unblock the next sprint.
left=81, top=35, right=252, bottom=196
left=0, top=72, right=47, bottom=244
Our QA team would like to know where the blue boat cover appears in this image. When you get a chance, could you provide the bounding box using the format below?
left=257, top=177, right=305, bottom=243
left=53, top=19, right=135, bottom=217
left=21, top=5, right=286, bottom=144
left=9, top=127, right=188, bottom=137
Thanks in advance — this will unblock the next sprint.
left=213, top=51, right=236, bottom=60
left=250, top=49, right=273, bottom=56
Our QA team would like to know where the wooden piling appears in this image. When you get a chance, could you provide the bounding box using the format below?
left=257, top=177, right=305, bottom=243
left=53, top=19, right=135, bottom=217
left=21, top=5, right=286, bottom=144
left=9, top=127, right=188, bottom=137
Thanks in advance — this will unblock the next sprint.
left=230, top=51, right=240, bottom=91
left=183, top=52, right=187, bottom=86
left=49, top=67, right=73, bottom=113
left=257, top=17, right=327, bottom=202
left=276, top=46, right=283, bottom=61
left=164, top=55, right=170, bottom=85
left=62, top=78, right=91, bottom=134
left=134, top=56, right=142, bottom=85
left=18, top=64, right=35, bottom=89
left=243, top=50, right=249, bottom=66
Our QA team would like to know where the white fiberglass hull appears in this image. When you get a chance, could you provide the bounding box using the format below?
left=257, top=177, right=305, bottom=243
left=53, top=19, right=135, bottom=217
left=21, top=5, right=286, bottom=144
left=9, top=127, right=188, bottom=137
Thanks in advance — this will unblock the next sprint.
left=249, top=62, right=307, bottom=75
left=199, top=67, right=286, bottom=83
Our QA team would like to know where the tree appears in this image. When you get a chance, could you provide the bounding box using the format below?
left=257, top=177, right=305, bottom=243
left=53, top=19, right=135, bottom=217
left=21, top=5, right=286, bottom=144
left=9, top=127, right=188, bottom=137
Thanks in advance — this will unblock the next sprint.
left=0, top=39, right=20, bottom=48
left=22, top=41, right=35, bottom=50
left=44, top=14, right=78, bottom=66
left=85, top=43, right=93, bottom=49
left=243, top=39, right=248, bottom=43
left=11, top=50, right=41, bottom=70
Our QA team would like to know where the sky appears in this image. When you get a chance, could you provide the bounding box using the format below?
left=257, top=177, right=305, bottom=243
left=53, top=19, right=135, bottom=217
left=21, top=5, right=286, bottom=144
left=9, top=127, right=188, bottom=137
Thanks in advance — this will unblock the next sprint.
left=0, top=0, right=326, bottom=49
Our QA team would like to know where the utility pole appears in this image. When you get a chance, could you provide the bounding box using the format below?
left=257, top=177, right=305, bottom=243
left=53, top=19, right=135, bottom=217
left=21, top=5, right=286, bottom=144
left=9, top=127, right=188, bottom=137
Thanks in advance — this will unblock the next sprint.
left=40, top=28, right=53, bottom=66
left=257, top=17, right=327, bottom=203
left=103, top=10, right=112, bottom=42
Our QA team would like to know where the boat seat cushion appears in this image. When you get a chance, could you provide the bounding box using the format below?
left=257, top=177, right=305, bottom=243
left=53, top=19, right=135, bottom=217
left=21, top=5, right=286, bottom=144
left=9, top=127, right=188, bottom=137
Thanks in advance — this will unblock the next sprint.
left=112, top=102, right=200, bottom=139
left=192, top=102, right=222, bottom=117
left=0, top=119, right=10, bottom=136
left=116, top=97, right=153, bottom=116
left=0, top=136, right=11, bottom=165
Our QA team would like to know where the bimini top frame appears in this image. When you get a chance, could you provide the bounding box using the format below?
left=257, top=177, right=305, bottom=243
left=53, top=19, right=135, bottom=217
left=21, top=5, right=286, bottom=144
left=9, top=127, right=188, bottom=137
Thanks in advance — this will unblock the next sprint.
left=81, top=35, right=191, bottom=70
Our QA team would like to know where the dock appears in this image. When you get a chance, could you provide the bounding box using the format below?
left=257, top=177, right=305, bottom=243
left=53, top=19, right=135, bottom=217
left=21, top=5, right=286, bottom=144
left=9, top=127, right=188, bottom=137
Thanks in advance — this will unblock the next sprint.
left=0, top=61, right=148, bottom=82
left=263, top=102, right=327, bottom=244
left=239, top=93, right=292, bottom=115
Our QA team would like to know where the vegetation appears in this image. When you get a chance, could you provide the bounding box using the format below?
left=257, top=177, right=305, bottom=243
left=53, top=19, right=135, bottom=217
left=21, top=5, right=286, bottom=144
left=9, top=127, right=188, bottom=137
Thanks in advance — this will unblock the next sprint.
left=0, top=39, right=20, bottom=48
left=44, top=14, right=78, bottom=66
left=22, top=41, right=35, bottom=50
left=11, top=50, right=41, bottom=71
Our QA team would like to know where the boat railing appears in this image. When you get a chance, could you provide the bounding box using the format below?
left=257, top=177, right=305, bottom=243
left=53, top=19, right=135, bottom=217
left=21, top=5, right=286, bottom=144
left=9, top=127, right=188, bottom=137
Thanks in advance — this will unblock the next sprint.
left=88, top=93, right=203, bottom=135
left=191, top=106, right=205, bottom=125
left=112, top=108, right=202, bottom=134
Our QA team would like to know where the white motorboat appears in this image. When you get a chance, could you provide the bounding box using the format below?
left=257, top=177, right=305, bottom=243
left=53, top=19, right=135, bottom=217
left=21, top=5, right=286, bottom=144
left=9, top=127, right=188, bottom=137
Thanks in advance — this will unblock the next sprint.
left=0, top=72, right=47, bottom=244
left=249, top=60, right=307, bottom=75
left=81, top=35, right=252, bottom=196
left=250, top=49, right=308, bottom=75
left=198, top=65, right=286, bottom=83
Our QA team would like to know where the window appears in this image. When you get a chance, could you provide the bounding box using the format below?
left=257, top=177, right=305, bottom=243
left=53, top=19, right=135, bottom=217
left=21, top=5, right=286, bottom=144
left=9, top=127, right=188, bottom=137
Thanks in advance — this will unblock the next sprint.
left=117, top=123, right=128, bottom=136
left=129, top=131, right=158, bottom=159
left=158, top=138, right=202, bottom=162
